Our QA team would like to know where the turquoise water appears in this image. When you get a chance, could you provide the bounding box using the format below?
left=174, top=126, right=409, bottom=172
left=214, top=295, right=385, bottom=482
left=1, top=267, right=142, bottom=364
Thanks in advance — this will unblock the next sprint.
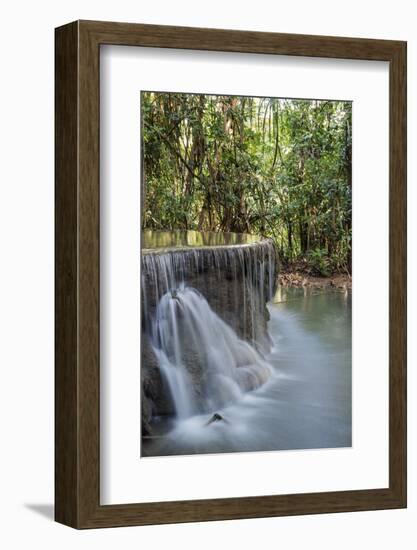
left=142, top=287, right=352, bottom=456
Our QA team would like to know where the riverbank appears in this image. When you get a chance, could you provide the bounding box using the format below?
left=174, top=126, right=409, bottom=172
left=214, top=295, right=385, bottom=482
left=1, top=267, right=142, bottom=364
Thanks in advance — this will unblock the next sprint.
left=278, top=270, right=352, bottom=290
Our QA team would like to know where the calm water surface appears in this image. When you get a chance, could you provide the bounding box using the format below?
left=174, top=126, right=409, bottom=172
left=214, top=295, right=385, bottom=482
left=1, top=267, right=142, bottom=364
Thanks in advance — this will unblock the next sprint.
left=142, top=229, right=262, bottom=251
left=142, top=287, right=352, bottom=457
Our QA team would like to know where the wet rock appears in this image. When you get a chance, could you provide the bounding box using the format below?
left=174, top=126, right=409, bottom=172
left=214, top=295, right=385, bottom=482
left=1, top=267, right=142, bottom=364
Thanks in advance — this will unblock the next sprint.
left=141, top=335, right=175, bottom=436
left=205, top=413, right=228, bottom=426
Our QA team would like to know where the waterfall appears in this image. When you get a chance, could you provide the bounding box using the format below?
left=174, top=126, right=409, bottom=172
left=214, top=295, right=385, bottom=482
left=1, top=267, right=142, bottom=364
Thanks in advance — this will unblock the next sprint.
left=141, top=234, right=278, bottom=420
left=142, top=238, right=277, bottom=342
left=152, top=286, right=272, bottom=417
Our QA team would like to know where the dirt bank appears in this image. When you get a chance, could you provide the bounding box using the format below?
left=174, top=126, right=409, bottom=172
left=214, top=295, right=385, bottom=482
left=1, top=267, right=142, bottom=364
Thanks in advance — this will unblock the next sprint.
left=278, top=271, right=351, bottom=290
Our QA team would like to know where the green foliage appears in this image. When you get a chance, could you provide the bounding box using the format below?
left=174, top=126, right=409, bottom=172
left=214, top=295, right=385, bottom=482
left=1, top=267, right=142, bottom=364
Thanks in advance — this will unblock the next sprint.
left=141, top=92, right=352, bottom=275
left=308, top=248, right=331, bottom=277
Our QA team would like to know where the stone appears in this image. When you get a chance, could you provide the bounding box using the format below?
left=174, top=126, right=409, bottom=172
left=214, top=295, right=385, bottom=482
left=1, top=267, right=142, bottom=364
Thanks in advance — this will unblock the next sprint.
left=141, top=236, right=278, bottom=433
left=204, top=413, right=228, bottom=426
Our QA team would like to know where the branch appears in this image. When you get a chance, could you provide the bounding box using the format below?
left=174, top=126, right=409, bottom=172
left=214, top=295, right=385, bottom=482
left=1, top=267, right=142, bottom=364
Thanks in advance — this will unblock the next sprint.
left=144, top=121, right=206, bottom=187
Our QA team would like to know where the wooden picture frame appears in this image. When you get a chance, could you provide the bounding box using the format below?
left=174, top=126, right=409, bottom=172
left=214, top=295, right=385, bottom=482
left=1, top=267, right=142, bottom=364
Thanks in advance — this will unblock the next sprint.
left=55, top=20, right=407, bottom=529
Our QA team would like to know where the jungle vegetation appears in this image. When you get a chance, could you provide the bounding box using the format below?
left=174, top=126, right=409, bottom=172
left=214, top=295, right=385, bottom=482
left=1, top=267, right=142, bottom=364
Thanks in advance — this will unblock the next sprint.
left=141, top=92, right=352, bottom=276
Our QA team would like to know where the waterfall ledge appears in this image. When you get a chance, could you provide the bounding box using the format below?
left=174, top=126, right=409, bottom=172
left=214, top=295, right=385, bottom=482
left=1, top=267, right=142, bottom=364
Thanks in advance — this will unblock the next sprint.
left=141, top=231, right=278, bottom=436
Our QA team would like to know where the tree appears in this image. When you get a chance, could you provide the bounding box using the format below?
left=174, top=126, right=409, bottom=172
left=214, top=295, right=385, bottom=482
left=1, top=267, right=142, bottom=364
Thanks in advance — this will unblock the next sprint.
left=141, top=92, right=352, bottom=275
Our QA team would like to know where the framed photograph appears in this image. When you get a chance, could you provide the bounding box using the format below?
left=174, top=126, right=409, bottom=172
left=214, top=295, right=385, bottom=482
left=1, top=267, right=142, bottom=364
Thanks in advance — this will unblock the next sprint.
left=55, top=20, right=406, bottom=528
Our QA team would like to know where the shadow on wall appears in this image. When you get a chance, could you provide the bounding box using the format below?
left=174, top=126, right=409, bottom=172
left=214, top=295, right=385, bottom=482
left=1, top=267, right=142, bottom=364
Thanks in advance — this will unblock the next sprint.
left=24, top=503, right=54, bottom=521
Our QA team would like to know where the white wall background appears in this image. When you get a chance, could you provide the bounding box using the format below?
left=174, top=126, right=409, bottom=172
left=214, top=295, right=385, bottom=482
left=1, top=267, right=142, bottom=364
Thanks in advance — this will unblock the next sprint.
left=0, top=0, right=415, bottom=548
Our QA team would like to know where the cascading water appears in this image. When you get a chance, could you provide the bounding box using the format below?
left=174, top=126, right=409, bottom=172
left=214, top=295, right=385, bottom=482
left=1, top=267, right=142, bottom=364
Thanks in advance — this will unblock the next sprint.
left=152, top=286, right=272, bottom=418
left=141, top=232, right=352, bottom=458
left=142, top=233, right=277, bottom=344
left=141, top=231, right=278, bottom=425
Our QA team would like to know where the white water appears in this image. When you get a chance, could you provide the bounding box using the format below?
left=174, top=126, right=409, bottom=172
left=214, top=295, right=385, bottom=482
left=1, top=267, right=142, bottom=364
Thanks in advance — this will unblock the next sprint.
left=141, top=236, right=277, bottom=344
left=144, top=289, right=352, bottom=457
left=151, top=286, right=272, bottom=418
left=141, top=233, right=350, bottom=457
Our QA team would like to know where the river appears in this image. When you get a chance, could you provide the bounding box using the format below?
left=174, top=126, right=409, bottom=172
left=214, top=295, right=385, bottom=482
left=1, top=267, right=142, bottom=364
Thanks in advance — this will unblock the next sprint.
left=142, top=286, right=352, bottom=457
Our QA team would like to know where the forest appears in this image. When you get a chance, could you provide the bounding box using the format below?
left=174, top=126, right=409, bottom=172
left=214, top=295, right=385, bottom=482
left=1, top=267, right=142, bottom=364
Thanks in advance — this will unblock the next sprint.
left=141, top=92, right=352, bottom=276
